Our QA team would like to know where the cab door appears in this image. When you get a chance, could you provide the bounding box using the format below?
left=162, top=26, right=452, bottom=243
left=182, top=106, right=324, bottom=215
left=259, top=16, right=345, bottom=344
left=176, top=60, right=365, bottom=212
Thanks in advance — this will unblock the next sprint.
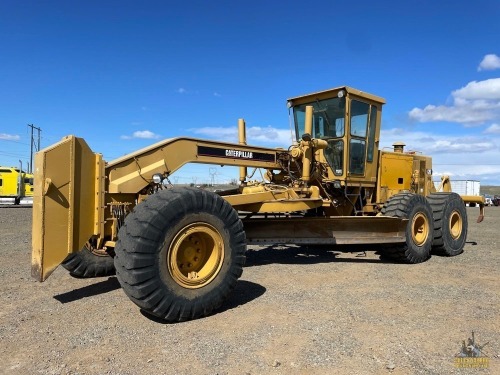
left=348, top=99, right=370, bottom=176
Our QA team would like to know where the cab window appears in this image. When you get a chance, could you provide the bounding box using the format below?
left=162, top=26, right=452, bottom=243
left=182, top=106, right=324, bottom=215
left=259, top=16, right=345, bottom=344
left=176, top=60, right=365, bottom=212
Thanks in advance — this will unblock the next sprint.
left=349, top=139, right=366, bottom=174
left=324, top=140, right=344, bottom=176
left=367, top=106, right=377, bottom=162
left=350, top=100, right=369, bottom=137
left=293, top=97, right=346, bottom=140
left=349, top=100, right=370, bottom=175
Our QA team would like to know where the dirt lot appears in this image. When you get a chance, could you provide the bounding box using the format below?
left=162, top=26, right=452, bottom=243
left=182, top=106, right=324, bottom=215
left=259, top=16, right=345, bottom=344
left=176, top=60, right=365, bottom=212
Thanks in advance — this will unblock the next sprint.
left=0, top=206, right=498, bottom=374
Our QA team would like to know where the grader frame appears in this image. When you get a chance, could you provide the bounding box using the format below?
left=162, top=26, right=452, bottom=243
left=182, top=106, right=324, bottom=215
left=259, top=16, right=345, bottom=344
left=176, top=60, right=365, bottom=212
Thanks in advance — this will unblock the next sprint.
left=31, top=86, right=483, bottom=321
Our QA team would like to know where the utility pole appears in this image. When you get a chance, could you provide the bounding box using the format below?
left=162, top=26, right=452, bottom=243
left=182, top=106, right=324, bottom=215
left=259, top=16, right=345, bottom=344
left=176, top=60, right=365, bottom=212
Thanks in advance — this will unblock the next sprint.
left=209, top=167, right=217, bottom=186
left=27, top=124, right=41, bottom=173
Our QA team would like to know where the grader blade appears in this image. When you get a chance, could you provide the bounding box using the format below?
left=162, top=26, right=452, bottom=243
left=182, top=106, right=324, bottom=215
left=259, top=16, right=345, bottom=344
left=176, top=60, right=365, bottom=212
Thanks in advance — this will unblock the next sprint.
left=243, top=216, right=408, bottom=245
left=31, top=136, right=104, bottom=281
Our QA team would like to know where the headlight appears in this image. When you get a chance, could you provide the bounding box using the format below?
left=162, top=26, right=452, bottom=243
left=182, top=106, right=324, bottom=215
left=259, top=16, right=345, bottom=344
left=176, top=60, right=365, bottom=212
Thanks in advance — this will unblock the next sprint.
left=152, top=173, right=163, bottom=184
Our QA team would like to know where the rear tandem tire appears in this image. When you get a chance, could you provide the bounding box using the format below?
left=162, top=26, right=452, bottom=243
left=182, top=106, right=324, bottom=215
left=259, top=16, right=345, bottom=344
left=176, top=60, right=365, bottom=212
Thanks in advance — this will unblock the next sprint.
left=114, top=188, right=246, bottom=322
left=62, top=244, right=116, bottom=278
left=381, top=193, right=434, bottom=263
left=427, top=192, right=467, bottom=256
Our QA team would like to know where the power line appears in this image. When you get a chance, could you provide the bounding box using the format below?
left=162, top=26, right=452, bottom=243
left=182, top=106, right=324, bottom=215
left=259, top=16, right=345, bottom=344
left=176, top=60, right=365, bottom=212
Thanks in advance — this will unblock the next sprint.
left=209, top=167, right=217, bottom=186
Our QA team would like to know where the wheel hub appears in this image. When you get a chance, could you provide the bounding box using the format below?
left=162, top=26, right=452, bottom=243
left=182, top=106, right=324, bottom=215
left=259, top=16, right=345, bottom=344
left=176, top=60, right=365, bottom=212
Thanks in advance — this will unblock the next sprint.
left=411, top=212, right=429, bottom=246
left=449, top=210, right=462, bottom=240
left=87, top=242, right=109, bottom=257
left=168, top=222, right=224, bottom=289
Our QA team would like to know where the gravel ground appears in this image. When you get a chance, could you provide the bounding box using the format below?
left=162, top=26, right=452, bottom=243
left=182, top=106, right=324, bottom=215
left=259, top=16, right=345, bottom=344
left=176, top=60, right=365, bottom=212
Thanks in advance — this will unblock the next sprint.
left=0, top=205, right=498, bottom=374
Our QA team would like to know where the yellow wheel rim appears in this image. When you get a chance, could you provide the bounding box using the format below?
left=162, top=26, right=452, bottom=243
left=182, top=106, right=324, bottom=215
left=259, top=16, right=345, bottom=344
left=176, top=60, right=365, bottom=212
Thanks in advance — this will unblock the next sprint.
left=449, top=210, right=462, bottom=240
left=411, top=212, right=429, bottom=246
left=168, top=223, right=224, bottom=289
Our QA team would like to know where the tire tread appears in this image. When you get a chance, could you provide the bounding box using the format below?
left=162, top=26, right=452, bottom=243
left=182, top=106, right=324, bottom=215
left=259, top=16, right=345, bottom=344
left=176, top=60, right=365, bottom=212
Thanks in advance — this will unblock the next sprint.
left=115, top=188, right=246, bottom=322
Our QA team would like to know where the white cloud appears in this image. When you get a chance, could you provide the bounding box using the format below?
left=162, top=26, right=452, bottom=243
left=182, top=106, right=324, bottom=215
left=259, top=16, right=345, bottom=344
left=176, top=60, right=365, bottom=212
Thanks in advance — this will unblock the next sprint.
left=247, top=126, right=295, bottom=145
left=408, top=104, right=493, bottom=124
left=434, top=166, right=500, bottom=181
left=478, top=54, right=500, bottom=71
left=190, top=125, right=295, bottom=146
left=213, top=92, right=221, bottom=97
left=380, top=127, right=500, bottom=183
left=0, top=133, right=20, bottom=141
left=380, top=128, right=496, bottom=154
left=177, top=88, right=187, bottom=94
left=408, top=77, right=500, bottom=181
left=453, top=79, right=500, bottom=100
left=121, top=130, right=160, bottom=140
left=484, top=123, right=500, bottom=134
left=409, top=78, right=500, bottom=126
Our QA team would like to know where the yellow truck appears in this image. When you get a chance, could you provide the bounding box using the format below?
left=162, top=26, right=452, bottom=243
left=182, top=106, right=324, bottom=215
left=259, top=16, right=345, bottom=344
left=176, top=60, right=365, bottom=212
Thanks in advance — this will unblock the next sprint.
left=0, top=166, right=34, bottom=204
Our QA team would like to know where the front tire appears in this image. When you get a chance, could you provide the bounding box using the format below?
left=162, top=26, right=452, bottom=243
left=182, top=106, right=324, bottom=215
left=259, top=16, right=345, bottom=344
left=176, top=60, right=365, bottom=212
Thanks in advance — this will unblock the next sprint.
left=62, top=243, right=116, bottom=278
left=381, top=193, right=434, bottom=263
left=428, top=192, right=467, bottom=256
left=114, top=188, right=246, bottom=322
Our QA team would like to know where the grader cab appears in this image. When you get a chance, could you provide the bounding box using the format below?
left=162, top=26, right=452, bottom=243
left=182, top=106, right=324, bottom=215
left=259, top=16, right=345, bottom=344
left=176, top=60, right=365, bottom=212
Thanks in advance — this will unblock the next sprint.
left=32, top=86, right=484, bottom=322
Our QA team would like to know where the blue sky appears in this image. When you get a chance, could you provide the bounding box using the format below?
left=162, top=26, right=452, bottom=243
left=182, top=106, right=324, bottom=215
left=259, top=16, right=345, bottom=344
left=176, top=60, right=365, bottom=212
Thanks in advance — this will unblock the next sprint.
left=1, top=0, right=500, bottom=185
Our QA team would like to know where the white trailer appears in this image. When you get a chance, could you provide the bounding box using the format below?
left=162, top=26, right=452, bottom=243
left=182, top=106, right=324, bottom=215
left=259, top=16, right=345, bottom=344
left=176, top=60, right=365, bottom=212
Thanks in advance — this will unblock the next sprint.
left=434, top=179, right=481, bottom=206
left=451, top=180, right=480, bottom=196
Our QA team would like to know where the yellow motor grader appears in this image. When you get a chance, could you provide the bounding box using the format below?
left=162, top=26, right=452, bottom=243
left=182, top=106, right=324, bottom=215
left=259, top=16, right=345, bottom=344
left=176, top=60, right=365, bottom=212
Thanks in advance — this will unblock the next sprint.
left=31, top=86, right=484, bottom=322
